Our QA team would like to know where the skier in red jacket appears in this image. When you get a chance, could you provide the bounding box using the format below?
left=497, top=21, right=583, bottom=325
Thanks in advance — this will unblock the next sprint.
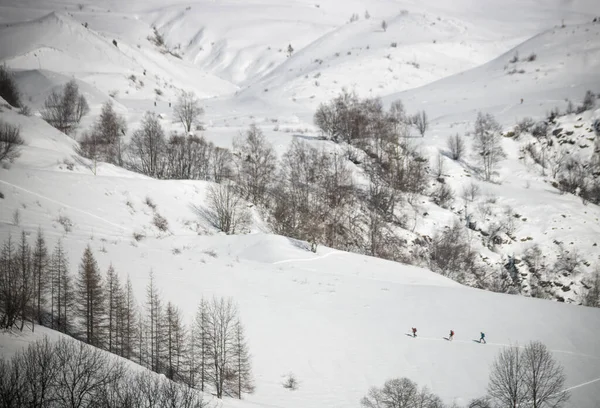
left=449, top=329, right=454, bottom=341
left=412, top=327, right=417, bottom=337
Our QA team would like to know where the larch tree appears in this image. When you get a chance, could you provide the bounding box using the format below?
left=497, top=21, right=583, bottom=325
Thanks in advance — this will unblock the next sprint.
left=146, top=270, right=165, bottom=373
left=105, top=264, right=122, bottom=354
left=192, top=298, right=211, bottom=391
left=31, top=228, right=49, bottom=324
left=16, top=231, right=34, bottom=331
left=165, top=301, right=187, bottom=381
left=230, top=319, right=254, bottom=398
left=121, top=275, right=138, bottom=360
left=75, top=245, right=106, bottom=347
left=50, top=240, right=72, bottom=334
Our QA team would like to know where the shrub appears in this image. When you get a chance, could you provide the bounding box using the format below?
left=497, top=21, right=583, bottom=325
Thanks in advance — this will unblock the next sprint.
left=152, top=213, right=169, bottom=232
left=447, top=133, right=465, bottom=160
left=577, top=90, right=596, bottom=113
left=282, top=373, right=298, bottom=390
left=56, top=215, right=73, bottom=233
left=531, top=121, right=548, bottom=138
left=432, top=183, right=454, bottom=209
left=0, top=64, right=21, bottom=108
left=516, top=117, right=535, bottom=135
left=526, top=52, right=537, bottom=62
left=144, top=196, right=157, bottom=210
left=0, top=120, right=24, bottom=163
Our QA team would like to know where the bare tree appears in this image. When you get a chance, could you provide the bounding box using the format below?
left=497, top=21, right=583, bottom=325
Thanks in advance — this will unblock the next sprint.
left=232, top=125, right=277, bottom=203
left=0, top=120, right=24, bottom=163
left=205, top=297, right=252, bottom=399
left=41, top=80, right=90, bottom=135
left=381, top=20, right=388, bottom=32
left=447, top=133, right=465, bottom=161
left=79, top=101, right=127, bottom=166
left=174, top=91, right=204, bottom=134
left=472, top=112, right=506, bottom=181
left=207, top=183, right=251, bottom=234
left=165, top=301, right=187, bottom=382
left=361, top=377, right=442, bottom=408
left=0, top=64, right=22, bottom=108
left=230, top=319, right=254, bottom=398
left=127, top=111, right=166, bottom=177
left=31, top=228, right=49, bottom=324
left=146, top=270, right=165, bottom=373
left=53, top=338, right=125, bottom=408
left=522, top=341, right=569, bottom=408
left=75, top=245, right=106, bottom=347
left=50, top=239, right=73, bottom=334
left=488, top=345, right=527, bottom=408
left=192, top=298, right=210, bottom=391
left=105, top=264, right=121, bottom=354
left=389, top=99, right=407, bottom=133
left=413, top=110, right=429, bottom=137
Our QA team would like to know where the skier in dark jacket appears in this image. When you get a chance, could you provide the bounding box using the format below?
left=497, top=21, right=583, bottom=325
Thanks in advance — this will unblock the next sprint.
left=480, top=332, right=486, bottom=344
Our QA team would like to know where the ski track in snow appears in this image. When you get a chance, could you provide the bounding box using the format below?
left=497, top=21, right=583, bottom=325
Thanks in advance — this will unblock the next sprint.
left=413, top=336, right=600, bottom=360
left=272, top=250, right=344, bottom=264
left=0, top=179, right=133, bottom=233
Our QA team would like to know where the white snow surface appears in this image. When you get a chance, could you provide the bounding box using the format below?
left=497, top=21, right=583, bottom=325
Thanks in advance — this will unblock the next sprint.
left=1, top=0, right=600, bottom=406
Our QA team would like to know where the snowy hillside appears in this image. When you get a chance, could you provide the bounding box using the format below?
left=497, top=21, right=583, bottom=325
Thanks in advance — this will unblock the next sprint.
left=1, top=0, right=600, bottom=406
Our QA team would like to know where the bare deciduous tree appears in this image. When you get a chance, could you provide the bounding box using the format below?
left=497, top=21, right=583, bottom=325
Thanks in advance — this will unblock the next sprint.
left=127, top=111, right=166, bottom=178
left=232, top=124, right=277, bottom=203
left=472, top=112, right=506, bottom=181
left=174, top=91, right=204, bottom=134
left=413, top=110, right=429, bottom=137
left=488, top=345, right=527, bottom=408
left=582, top=267, right=600, bottom=307
left=488, top=342, right=569, bottom=408
left=361, top=377, right=442, bottom=408
left=79, top=101, right=127, bottom=166
left=75, top=245, right=106, bottom=347
left=207, top=183, right=251, bottom=234
left=381, top=20, right=388, bottom=32
left=0, top=120, right=24, bottom=163
left=447, top=133, right=465, bottom=161
left=41, top=80, right=90, bottom=135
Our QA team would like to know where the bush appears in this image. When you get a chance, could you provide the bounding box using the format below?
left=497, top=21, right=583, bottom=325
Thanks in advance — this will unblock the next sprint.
left=56, top=215, right=73, bottom=233
left=447, top=133, right=465, bottom=160
left=0, top=120, right=24, bottom=163
left=531, top=121, right=548, bottom=139
left=0, top=64, right=21, bottom=108
left=282, top=373, right=298, bottom=390
left=152, top=212, right=169, bottom=232
left=516, top=117, right=535, bottom=135
left=577, top=90, right=596, bottom=113
left=526, top=52, right=537, bottom=62
left=432, top=183, right=454, bottom=209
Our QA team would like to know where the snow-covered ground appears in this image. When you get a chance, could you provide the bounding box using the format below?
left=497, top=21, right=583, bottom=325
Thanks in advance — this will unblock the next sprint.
left=1, top=0, right=600, bottom=406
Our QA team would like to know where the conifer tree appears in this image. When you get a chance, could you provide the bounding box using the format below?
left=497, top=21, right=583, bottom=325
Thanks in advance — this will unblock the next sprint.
left=76, top=245, right=105, bottom=346
left=31, top=228, right=49, bottom=324
left=231, top=319, right=255, bottom=398
left=50, top=240, right=72, bottom=334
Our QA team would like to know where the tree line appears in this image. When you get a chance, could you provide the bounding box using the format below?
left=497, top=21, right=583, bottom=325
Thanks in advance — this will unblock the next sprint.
left=361, top=341, right=570, bottom=408
left=0, top=231, right=254, bottom=400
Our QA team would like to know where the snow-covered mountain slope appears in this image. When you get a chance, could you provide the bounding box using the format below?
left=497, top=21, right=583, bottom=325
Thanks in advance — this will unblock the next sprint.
left=1, top=99, right=600, bottom=408
left=2, top=0, right=600, bottom=406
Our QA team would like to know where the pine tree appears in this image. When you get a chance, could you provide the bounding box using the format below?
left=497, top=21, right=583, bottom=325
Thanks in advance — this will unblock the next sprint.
left=230, top=319, right=255, bottom=398
left=31, top=228, right=49, bottom=324
left=75, top=245, right=105, bottom=347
